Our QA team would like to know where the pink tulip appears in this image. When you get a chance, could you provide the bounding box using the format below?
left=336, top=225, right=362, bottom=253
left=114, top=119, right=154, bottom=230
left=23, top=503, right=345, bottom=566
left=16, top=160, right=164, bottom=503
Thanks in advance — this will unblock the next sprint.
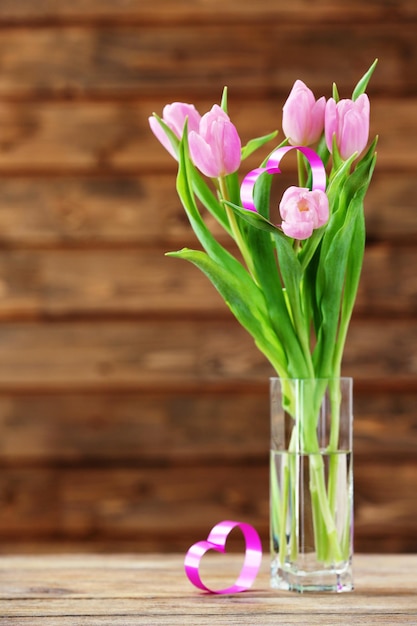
left=282, top=80, right=326, bottom=146
left=188, top=105, right=241, bottom=178
left=149, top=102, right=201, bottom=159
left=325, top=94, right=370, bottom=160
left=279, top=186, right=329, bottom=240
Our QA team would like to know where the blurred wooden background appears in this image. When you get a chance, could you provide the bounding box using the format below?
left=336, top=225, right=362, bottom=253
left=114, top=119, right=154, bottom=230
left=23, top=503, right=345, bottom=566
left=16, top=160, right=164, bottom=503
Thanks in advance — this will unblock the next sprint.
left=0, top=1, right=415, bottom=555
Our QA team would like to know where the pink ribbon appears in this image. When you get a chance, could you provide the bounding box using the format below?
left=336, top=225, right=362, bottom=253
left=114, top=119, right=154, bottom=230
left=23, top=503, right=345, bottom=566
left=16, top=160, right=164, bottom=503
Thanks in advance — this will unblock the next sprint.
left=240, top=145, right=327, bottom=212
left=184, top=520, right=262, bottom=594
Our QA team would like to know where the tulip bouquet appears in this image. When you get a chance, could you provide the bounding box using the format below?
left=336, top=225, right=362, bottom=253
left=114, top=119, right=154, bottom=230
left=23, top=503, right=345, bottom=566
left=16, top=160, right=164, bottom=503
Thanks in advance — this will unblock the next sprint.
left=149, top=61, right=377, bottom=582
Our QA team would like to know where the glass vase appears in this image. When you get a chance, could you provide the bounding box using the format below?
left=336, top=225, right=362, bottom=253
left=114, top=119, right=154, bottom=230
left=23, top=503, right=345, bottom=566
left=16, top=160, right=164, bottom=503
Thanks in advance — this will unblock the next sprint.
left=270, top=377, right=353, bottom=593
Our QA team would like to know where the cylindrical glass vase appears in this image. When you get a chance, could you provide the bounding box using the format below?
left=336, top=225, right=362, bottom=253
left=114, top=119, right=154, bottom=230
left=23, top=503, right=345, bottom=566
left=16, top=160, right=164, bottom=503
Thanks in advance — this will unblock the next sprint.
left=270, top=377, right=353, bottom=593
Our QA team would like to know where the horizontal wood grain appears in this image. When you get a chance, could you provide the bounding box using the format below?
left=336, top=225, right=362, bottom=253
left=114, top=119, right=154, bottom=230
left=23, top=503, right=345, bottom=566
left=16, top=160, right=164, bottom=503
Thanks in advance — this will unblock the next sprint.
left=0, top=99, right=414, bottom=171
left=0, top=319, right=414, bottom=391
left=0, top=176, right=187, bottom=246
left=0, top=391, right=415, bottom=465
left=0, top=461, right=414, bottom=550
left=0, top=319, right=271, bottom=390
left=0, top=0, right=416, bottom=24
left=0, top=0, right=414, bottom=559
left=0, top=245, right=415, bottom=319
left=0, top=248, right=227, bottom=318
left=0, top=555, right=416, bottom=625
left=0, top=391, right=272, bottom=464
left=0, top=26, right=414, bottom=98
left=0, top=465, right=269, bottom=538
left=0, top=173, right=415, bottom=246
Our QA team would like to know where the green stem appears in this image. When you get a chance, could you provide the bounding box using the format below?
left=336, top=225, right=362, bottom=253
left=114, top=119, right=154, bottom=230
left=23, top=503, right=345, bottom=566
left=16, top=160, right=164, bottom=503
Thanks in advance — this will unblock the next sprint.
left=310, top=477, right=326, bottom=561
left=270, top=450, right=281, bottom=548
left=273, top=380, right=349, bottom=569
left=309, top=453, right=344, bottom=564
left=278, top=459, right=290, bottom=566
left=301, top=379, right=345, bottom=565
left=273, top=426, right=299, bottom=566
left=285, top=287, right=315, bottom=381
left=289, top=450, right=299, bottom=561
left=276, top=382, right=314, bottom=566
left=327, top=378, right=342, bottom=519
left=332, top=316, right=350, bottom=376
left=297, top=150, right=307, bottom=188
left=218, top=176, right=256, bottom=277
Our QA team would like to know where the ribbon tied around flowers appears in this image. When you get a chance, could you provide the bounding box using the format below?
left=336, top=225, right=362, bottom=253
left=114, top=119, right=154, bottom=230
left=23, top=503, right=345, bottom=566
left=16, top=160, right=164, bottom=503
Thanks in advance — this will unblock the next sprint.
left=240, top=145, right=327, bottom=213
left=184, top=520, right=262, bottom=594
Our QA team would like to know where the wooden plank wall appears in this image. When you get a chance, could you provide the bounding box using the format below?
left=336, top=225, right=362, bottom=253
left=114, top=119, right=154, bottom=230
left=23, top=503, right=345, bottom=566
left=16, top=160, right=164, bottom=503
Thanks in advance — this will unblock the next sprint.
left=0, top=1, right=415, bottom=555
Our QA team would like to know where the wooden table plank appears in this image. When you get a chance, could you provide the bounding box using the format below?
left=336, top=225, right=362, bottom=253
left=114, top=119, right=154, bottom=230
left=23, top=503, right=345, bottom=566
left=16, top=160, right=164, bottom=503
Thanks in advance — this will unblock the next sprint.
left=0, top=554, right=416, bottom=624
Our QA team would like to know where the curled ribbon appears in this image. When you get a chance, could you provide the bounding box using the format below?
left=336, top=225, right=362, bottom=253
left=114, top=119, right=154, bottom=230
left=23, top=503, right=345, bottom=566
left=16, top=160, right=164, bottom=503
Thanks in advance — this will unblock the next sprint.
left=184, top=520, right=262, bottom=594
left=240, top=145, right=327, bottom=213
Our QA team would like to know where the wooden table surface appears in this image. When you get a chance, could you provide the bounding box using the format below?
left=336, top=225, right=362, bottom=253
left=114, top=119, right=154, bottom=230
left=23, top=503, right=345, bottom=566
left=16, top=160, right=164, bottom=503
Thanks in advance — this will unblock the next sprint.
left=0, top=554, right=416, bottom=625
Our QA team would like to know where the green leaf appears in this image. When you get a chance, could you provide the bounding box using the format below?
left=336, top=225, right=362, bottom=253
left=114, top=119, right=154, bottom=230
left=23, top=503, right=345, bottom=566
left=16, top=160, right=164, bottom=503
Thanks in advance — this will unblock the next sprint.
left=313, top=220, right=354, bottom=376
left=224, top=171, right=241, bottom=206
left=336, top=153, right=377, bottom=329
left=337, top=198, right=365, bottom=327
left=167, top=248, right=288, bottom=376
left=243, top=215, right=312, bottom=378
left=320, top=192, right=367, bottom=376
left=273, top=235, right=302, bottom=308
left=313, top=150, right=377, bottom=376
left=272, top=233, right=314, bottom=377
left=174, top=127, right=291, bottom=377
left=337, top=141, right=377, bottom=212
left=352, top=59, right=378, bottom=100
left=302, top=242, right=322, bottom=339
left=252, top=169, right=274, bottom=219
left=329, top=133, right=345, bottom=175
left=173, top=121, right=231, bottom=234
left=241, top=131, right=279, bottom=160
left=151, top=113, right=180, bottom=157
left=225, top=167, right=281, bottom=235
left=220, top=86, right=228, bottom=113
left=326, top=152, right=357, bottom=208
left=298, top=225, right=326, bottom=272
left=177, top=126, right=230, bottom=237
left=225, top=201, right=281, bottom=234
left=355, top=135, right=378, bottom=174
left=314, top=133, right=331, bottom=169
left=189, top=164, right=231, bottom=234
left=226, top=168, right=312, bottom=376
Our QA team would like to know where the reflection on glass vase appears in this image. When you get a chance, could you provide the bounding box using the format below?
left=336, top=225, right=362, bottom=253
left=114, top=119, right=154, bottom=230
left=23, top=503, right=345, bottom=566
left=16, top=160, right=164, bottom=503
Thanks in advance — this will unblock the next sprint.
left=270, top=377, right=354, bottom=593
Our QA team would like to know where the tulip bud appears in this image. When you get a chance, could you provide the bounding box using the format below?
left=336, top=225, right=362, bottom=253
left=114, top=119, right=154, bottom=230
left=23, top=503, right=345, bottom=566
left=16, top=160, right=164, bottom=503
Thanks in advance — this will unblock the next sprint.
left=149, top=102, right=201, bottom=159
left=325, top=94, right=370, bottom=160
left=279, top=186, right=329, bottom=240
left=282, top=80, right=326, bottom=146
left=188, top=105, right=241, bottom=178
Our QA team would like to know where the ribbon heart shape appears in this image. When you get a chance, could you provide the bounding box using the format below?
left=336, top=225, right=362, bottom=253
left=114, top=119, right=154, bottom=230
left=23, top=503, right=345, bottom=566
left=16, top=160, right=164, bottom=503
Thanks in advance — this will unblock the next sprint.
left=184, top=520, right=262, bottom=594
left=240, top=145, right=327, bottom=213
